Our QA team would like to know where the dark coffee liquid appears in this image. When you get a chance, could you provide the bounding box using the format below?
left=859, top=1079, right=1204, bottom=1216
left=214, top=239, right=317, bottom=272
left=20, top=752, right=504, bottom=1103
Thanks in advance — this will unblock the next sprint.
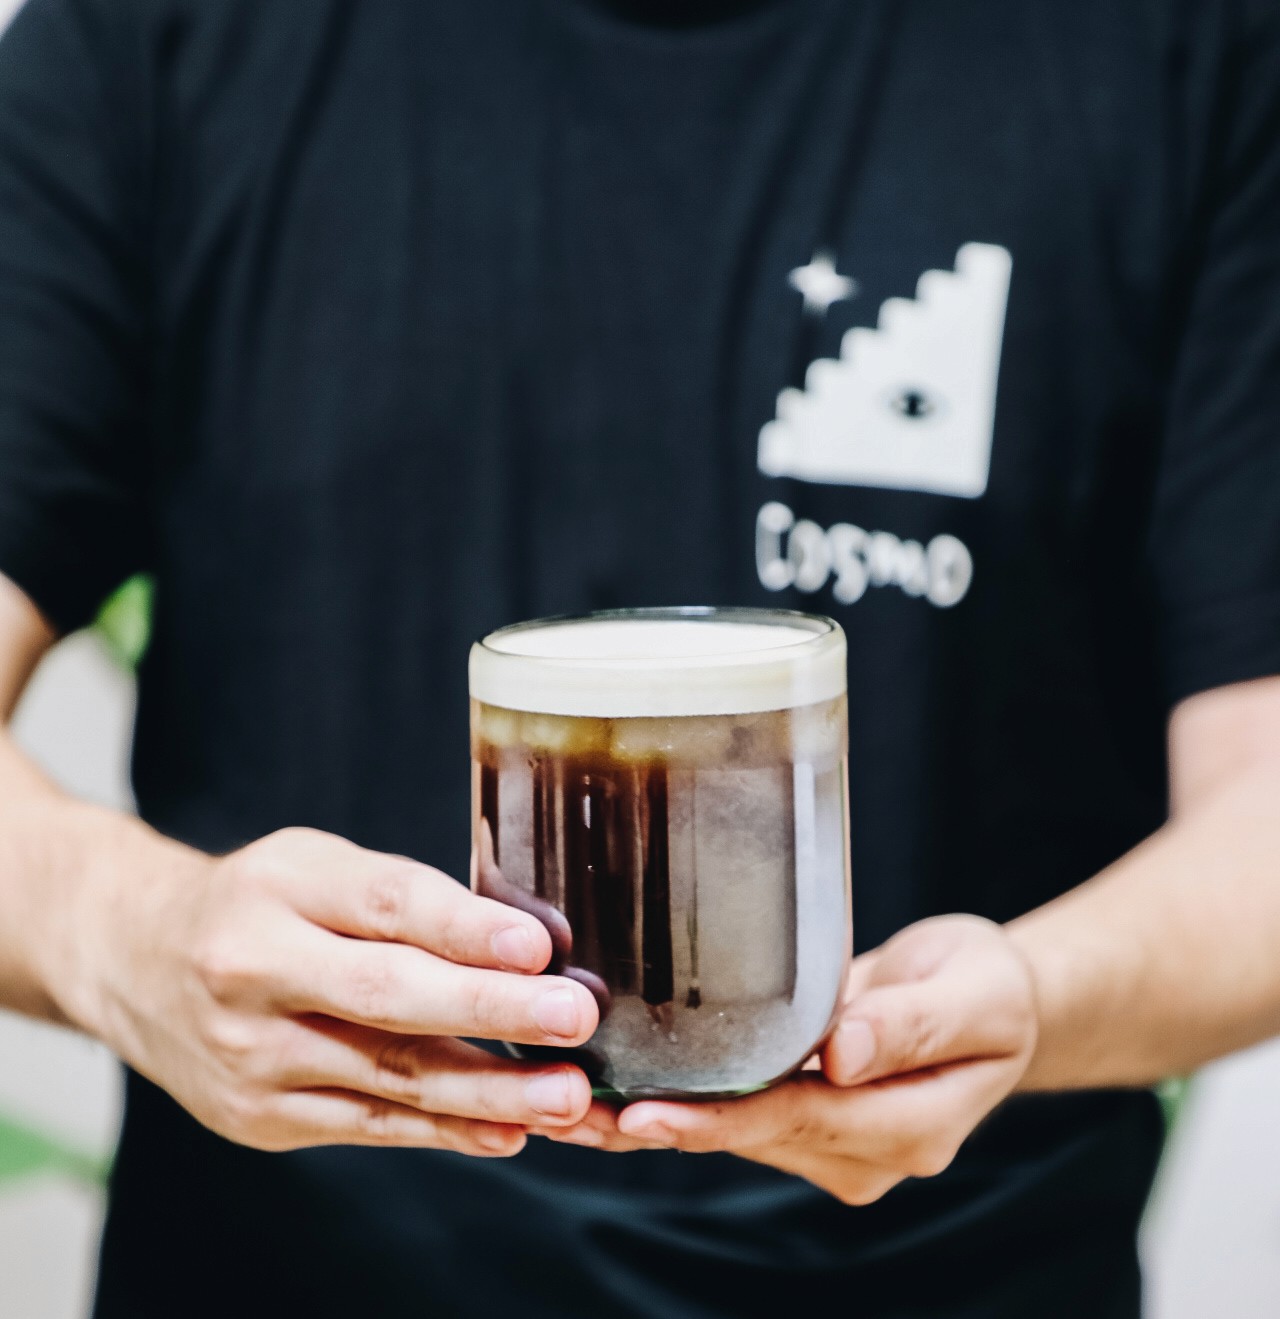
left=481, top=757, right=708, bottom=1014
left=472, top=698, right=850, bottom=1099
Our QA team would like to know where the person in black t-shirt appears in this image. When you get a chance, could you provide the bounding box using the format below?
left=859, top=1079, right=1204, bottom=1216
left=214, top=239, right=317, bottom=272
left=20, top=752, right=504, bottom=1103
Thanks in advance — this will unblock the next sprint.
left=0, top=1, right=1279, bottom=1316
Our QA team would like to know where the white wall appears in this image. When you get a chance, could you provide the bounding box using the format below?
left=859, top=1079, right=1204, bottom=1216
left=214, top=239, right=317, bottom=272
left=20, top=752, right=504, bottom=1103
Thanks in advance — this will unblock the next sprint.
left=1144, top=1040, right=1280, bottom=1317
left=0, top=634, right=129, bottom=1319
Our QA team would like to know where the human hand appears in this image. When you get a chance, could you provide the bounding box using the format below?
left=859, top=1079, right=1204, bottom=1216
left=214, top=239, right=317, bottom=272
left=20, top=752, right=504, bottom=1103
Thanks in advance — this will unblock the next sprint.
left=539, top=916, right=1037, bottom=1204
left=80, top=827, right=598, bottom=1156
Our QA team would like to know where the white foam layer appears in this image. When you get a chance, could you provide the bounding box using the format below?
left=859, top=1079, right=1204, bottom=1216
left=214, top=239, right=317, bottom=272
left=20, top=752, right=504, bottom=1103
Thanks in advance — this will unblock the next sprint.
left=470, top=610, right=846, bottom=717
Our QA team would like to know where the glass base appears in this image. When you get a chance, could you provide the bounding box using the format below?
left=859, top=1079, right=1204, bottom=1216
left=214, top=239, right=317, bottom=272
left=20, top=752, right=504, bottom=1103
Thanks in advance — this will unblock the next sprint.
left=590, top=1080, right=772, bottom=1105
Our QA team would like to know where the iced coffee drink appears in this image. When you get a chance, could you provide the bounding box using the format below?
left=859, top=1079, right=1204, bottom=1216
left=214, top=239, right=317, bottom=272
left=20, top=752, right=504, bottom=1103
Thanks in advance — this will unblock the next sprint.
left=469, top=607, right=850, bottom=1100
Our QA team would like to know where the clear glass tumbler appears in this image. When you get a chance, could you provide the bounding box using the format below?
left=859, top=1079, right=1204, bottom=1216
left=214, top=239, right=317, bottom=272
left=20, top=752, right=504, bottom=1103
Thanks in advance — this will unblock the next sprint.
left=470, top=606, right=850, bottom=1100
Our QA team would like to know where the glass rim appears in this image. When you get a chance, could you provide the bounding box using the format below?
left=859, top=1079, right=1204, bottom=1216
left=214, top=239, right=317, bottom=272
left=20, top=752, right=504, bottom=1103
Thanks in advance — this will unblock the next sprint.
left=477, top=605, right=838, bottom=665
left=470, top=606, right=846, bottom=719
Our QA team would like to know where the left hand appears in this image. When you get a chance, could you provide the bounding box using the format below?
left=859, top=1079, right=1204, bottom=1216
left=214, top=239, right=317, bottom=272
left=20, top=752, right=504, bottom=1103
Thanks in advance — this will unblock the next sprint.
left=536, top=915, right=1039, bottom=1205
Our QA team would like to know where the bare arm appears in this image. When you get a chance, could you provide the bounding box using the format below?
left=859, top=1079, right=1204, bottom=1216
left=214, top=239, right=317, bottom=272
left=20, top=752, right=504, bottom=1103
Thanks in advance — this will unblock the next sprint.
left=0, top=571, right=62, bottom=1018
left=0, top=571, right=189, bottom=1026
left=1010, top=674, right=1280, bottom=1089
left=0, top=572, right=599, bottom=1152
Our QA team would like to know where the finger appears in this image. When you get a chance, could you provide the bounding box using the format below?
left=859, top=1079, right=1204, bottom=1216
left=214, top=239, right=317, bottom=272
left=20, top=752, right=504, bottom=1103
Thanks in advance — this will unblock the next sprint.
left=474, top=824, right=575, bottom=966
left=534, top=1126, right=667, bottom=1152
left=616, top=1082, right=813, bottom=1152
left=838, top=949, right=881, bottom=1006
left=275, top=840, right=555, bottom=973
left=270, top=1088, right=528, bottom=1156
left=279, top=927, right=600, bottom=1045
left=278, top=1020, right=592, bottom=1126
left=531, top=1102, right=667, bottom=1152
left=618, top=1062, right=1014, bottom=1166
left=822, top=950, right=1032, bottom=1087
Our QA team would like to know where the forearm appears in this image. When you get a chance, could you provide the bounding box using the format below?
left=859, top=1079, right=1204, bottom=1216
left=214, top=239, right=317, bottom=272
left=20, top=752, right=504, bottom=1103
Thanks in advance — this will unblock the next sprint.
left=0, top=729, right=200, bottom=1035
left=1010, top=765, right=1280, bottom=1091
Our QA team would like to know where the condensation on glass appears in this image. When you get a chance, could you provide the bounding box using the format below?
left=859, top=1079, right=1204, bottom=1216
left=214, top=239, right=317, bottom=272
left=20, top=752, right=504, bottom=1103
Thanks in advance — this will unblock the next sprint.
left=469, top=607, right=851, bottom=1100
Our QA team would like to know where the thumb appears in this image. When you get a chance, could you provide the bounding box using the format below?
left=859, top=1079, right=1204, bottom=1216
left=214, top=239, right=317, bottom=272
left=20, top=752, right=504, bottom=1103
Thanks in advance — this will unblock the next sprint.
left=821, top=939, right=1032, bottom=1087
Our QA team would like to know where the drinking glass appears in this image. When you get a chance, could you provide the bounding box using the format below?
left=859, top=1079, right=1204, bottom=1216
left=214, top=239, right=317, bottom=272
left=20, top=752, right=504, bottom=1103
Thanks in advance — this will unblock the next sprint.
left=470, top=606, right=850, bottom=1100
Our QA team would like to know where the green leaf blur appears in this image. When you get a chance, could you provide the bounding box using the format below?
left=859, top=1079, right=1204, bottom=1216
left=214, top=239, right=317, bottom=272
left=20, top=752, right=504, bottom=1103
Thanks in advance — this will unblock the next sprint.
left=94, top=575, right=153, bottom=670
left=0, top=1110, right=108, bottom=1187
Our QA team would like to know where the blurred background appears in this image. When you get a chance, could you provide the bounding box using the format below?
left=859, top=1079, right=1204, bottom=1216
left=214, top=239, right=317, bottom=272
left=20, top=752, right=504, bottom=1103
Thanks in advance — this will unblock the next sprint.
left=1, top=0, right=1279, bottom=1312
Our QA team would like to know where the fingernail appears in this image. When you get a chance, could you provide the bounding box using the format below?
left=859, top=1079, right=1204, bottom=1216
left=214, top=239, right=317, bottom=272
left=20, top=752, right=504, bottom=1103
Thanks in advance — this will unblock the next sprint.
left=547, top=1127, right=605, bottom=1148
left=622, top=1122, right=677, bottom=1146
left=526, top=1072, right=574, bottom=1117
left=474, top=1127, right=520, bottom=1154
left=533, top=987, right=583, bottom=1039
left=492, top=925, right=539, bottom=971
left=833, top=1018, right=877, bottom=1084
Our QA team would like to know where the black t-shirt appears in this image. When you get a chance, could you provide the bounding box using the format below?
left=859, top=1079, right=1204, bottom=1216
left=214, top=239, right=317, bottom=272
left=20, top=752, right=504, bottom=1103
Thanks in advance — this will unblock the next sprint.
left=3, top=0, right=1280, bottom=1315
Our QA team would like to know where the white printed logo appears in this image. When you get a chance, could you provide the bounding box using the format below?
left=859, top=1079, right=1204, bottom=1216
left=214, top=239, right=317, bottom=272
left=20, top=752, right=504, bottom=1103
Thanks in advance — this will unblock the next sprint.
left=758, top=242, right=1012, bottom=499
left=756, top=501, right=974, bottom=609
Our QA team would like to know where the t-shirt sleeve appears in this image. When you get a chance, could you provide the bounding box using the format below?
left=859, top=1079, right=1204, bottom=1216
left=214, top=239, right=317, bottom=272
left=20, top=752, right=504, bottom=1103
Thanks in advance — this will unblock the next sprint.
left=1149, top=2, right=1280, bottom=706
left=0, top=0, right=150, bottom=635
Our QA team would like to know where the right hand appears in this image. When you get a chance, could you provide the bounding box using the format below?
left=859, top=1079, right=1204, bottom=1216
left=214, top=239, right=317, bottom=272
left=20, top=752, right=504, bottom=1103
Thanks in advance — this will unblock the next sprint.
left=75, top=827, right=599, bottom=1157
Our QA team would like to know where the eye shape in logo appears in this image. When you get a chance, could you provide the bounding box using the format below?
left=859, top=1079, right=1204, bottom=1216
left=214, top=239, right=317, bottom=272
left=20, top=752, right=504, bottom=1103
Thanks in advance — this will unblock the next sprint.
left=885, top=387, right=943, bottom=421
left=759, top=243, right=1012, bottom=499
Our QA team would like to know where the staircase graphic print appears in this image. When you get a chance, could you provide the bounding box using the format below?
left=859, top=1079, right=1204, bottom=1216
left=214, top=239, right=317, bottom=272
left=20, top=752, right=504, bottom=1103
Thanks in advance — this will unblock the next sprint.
left=759, top=242, right=1013, bottom=499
